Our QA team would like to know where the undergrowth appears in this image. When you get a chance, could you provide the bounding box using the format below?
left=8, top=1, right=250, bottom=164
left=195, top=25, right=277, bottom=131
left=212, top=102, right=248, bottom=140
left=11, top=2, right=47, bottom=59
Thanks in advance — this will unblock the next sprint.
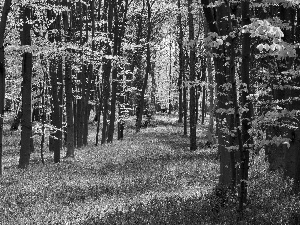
left=0, top=113, right=299, bottom=224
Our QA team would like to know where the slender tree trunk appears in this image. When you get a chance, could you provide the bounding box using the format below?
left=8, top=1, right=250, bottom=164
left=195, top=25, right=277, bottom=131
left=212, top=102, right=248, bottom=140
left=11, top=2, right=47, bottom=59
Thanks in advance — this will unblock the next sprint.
left=0, top=0, right=12, bottom=175
left=201, top=57, right=206, bottom=124
left=49, top=60, right=60, bottom=162
left=82, top=2, right=92, bottom=146
left=63, top=0, right=75, bottom=158
left=65, top=60, right=75, bottom=157
left=40, top=64, right=46, bottom=165
left=293, top=9, right=300, bottom=193
left=117, top=0, right=129, bottom=140
left=19, top=6, right=33, bottom=169
left=188, top=0, right=197, bottom=151
left=206, top=54, right=215, bottom=143
left=101, top=0, right=113, bottom=144
left=177, top=0, right=183, bottom=123
left=95, top=76, right=103, bottom=145
left=77, top=1, right=84, bottom=148
left=183, top=51, right=188, bottom=136
left=107, top=0, right=119, bottom=143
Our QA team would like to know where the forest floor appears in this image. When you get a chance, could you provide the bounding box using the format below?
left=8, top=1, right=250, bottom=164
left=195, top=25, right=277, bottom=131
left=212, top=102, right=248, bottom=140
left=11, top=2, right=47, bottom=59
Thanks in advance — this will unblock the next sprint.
left=0, top=113, right=300, bottom=224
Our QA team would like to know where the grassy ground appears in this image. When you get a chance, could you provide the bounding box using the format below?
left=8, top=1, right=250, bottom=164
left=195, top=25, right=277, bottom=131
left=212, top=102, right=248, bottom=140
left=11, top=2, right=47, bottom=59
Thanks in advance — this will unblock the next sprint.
left=1, top=113, right=300, bottom=224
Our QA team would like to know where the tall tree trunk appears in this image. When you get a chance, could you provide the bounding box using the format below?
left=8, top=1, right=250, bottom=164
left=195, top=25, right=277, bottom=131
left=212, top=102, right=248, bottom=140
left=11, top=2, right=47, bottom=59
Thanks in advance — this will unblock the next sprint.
left=177, top=0, right=183, bottom=123
left=19, top=6, right=33, bottom=169
left=168, top=38, right=172, bottom=115
left=188, top=0, right=197, bottom=151
left=82, top=2, right=92, bottom=146
left=206, top=54, right=215, bottom=143
left=136, top=0, right=152, bottom=132
left=107, top=0, right=119, bottom=143
left=202, top=0, right=234, bottom=189
left=63, top=0, right=75, bottom=158
left=239, top=0, right=251, bottom=211
left=49, top=60, right=60, bottom=162
left=293, top=8, right=300, bottom=193
left=201, top=57, right=206, bottom=125
left=77, top=1, right=84, bottom=148
left=101, top=0, right=113, bottom=144
left=95, top=76, right=103, bottom=145
left=48, top=7, right=61, bottom=163
left=0, top=0, right=12, bottom=175
left=183, top=50, right=188, bottom=136
left=117, top=0, right=129, bottom=140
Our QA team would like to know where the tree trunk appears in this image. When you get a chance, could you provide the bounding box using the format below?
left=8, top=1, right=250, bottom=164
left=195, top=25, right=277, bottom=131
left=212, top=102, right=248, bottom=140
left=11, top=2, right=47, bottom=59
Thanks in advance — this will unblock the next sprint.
left=168, top=39, right=172, bottom=115
left=202, top=0, right=234, bottom=189
left=101, top=0, right=113, bottom=144
left=0, top=0, right=12, bottom=175
left=177, top=0, right=183, bottom=123
left=19, top=6, right=33, bottom=169
left=49, top=60, right=60, bottom=162
left=183, top=50, right=188, bottom=136
left=117, top=0, right=129, bottom=140
left=136, top=0, right=152, bottom=132
left=201, top=57, right=206, bottom=125
left=239, top=0, right=252, bottom=211
left=188, top=0, right=197, bottom=151
left=48, top=7, right=62, bottom=163
left=63, top=0, right=75, bottom=158
left=107, top=0, right=119, bottom=143
left=206, top=54, right=215, bottom=143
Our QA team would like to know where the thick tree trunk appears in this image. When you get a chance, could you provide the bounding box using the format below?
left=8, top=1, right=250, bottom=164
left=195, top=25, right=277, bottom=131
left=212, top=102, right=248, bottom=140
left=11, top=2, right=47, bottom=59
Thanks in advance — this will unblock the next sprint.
left=48, top=7, right=62, bottom=162
left=0, top=0, right=12, bottom=175
left=239, top=0, right=252, bottom=211
left=19, top=6, right=33, bottom=169
left=202, top=0, right=234, bottom=189
left=136, top=0, right=152, bottom=132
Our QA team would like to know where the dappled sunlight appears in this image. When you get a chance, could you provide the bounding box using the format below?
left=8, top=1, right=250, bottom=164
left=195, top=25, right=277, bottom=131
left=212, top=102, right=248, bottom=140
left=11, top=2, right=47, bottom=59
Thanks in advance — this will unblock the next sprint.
left=0, top=114, right=220, bottom=224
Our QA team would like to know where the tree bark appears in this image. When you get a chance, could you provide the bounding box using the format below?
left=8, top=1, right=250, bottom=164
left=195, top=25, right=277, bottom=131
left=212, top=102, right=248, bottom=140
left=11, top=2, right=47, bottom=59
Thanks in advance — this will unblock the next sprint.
left=202, top=0, right=234, bottom=189
left=177, top=0, right=183, bottom=123
left=183, top=50, right=188, bottom=136
left=101, top=0, right=113, bottom=144
left=63, top=0, right=75, bottom=158
left=0, top=0, right=12, bottom=175
left=19, top=6, right=33, bottom=169
left=188, top=0, right=197, bottom=151
left=136, top=0, right=152, bottom=132
left=239, top=0, right=252, bottom=211
left=107, top=0, right=119, bottom=143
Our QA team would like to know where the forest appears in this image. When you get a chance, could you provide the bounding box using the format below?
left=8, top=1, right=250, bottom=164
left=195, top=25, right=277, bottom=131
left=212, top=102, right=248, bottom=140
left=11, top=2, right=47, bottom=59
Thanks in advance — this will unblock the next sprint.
left=1, top=0, right=300, bottom=224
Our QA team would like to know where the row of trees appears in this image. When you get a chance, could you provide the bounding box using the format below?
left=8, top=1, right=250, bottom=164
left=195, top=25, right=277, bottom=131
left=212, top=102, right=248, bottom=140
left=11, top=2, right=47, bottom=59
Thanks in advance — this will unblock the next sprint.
left=0, top=0, right=300, bottom=213
left=0, top=0, right=176, bottom=170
